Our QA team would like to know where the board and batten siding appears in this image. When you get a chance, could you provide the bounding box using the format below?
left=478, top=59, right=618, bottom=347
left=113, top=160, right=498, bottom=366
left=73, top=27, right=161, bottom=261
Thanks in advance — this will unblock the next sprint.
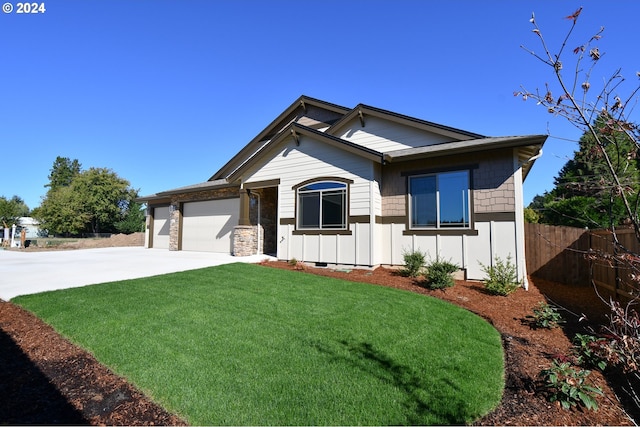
left=376, top=149, right=525, bottom=281
left=377, top=216, right=519, bottom=281
left=242, top=135, right=380, bottom=266
left=336, top=116, right=452, bottom=153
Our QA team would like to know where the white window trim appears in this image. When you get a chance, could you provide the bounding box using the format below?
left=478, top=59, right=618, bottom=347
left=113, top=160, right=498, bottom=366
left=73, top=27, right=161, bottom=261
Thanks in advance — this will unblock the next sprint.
left=296, top=181, right=348, bottom=230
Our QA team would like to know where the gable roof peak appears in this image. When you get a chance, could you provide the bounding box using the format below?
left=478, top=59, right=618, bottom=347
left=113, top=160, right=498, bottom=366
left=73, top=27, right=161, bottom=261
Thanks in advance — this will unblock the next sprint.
left=328, top=103, right=486, bottom=141
left=209, top=95, right=350, bottom=181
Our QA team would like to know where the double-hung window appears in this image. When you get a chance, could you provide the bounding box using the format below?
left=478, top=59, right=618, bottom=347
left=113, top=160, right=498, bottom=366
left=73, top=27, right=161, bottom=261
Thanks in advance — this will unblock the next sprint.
left=297, top=181, right=347, bottom=230
left=409, top=170, right=470, bottom=229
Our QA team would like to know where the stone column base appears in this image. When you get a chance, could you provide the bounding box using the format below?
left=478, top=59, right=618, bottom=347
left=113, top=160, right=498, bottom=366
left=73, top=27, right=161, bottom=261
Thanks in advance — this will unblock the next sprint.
left=233, top=225, right=262, bottom=256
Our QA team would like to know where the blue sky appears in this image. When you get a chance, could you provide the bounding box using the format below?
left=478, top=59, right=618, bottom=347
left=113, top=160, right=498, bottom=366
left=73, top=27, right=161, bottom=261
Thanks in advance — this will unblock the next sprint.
left=1, top=0, right=639, bottom=210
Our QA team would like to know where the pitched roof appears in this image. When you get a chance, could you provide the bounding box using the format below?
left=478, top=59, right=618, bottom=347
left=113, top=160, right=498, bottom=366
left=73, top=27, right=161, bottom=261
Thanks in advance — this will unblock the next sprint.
left=327, top=104, right=486, bottom=140
left=384, top=134, right=547, bottom=179
left=212, top=97, right=492, bottom=183
left=138, top=95, right=548, bottom=201
left=210, top=95, right=350, bottom=181
left=136, top=179, right=237, bottom=202
left=225, top=123, right=383, bottom=182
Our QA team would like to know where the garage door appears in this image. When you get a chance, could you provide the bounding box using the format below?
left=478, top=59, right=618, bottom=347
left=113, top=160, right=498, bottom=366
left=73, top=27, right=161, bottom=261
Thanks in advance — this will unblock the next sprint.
left=152, top=206, right=170, bottom=249
left=182, top=198, right=239, bottom=252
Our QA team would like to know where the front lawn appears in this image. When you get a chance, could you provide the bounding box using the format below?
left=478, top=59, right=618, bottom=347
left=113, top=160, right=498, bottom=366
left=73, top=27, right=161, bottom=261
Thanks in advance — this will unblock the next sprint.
left=14, top=263, right=503, bottom=425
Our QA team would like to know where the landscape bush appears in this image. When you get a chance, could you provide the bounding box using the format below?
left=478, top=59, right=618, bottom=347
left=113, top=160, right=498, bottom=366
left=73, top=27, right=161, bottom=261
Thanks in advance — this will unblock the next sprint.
left=479, top=255, right=521, bottom=296
left=539, top=359, right=603, bottom=411
left=424, top=257, right=459, bottom=289
left=400, top=249, right=426, bottom=278
left=572, top=333, right=608, bottom=371
left=526, top=302, right=565, bottom=329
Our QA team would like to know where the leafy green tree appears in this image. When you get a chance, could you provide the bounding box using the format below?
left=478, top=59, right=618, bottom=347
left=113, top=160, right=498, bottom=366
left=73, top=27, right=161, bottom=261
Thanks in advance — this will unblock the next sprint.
left=114, top=199, right=146, bottom=234
left=523, top=207, right=540, bottom=223
left=35, top=158, right=142, bottom=235
left=0, top=195, right=30, bottom=227
left=34, top=186, right=89, bottom=235
left=71, top=167, right=132, bottom=233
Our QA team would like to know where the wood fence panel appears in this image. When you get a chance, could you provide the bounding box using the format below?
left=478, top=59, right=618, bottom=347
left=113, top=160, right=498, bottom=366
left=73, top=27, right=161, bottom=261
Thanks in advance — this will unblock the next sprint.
left=524, top=223, right=590, bottom=286
left=526, top=224, right=639, bottom=299
left=590, top=229, right=638, bottom=299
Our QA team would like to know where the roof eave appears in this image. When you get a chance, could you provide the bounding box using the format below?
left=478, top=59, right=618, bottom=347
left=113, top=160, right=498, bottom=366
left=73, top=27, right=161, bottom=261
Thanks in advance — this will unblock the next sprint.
left=328, top=104, right=486, bottom=140
left=226, top=123, right=383, bottom=183
left=136, top=179, right=240, bottom=203
left=383, top=135, right=547, bottom=163
left=210, top=95, right=351, bottom=181
left=135, top=194, right=171, bottom=204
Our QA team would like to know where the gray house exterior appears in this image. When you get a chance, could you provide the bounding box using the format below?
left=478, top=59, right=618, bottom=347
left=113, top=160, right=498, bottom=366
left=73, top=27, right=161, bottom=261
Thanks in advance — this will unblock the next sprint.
left=138, top=96, right=546, bottom=284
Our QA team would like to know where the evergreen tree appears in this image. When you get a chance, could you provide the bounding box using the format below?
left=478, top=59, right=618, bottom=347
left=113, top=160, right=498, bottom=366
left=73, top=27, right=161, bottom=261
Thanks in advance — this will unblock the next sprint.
left=531, top=115, right=640, bottom=228
left=46, top=156, right=81, bottom=191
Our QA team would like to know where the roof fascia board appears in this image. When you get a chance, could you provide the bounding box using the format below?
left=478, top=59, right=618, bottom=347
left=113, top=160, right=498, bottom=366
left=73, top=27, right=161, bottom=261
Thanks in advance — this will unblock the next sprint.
left=327, top=104, right=486, bottom=141
left=210, top=96, right=350, bottom=181
left=135, top=195, right=171, bottom=204
left=383, top=135, right=547, bottom=162
left=153, top=179, right=238, bottom=197
left=227, top=123, right=383, bottom=182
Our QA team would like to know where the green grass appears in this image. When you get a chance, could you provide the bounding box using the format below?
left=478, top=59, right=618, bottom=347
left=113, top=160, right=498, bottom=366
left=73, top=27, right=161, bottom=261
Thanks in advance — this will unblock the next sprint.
left=14, top=263, right=504, bottom=425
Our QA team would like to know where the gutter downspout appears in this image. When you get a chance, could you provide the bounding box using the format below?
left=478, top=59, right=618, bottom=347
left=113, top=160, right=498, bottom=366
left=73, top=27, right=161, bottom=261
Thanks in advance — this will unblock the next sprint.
left=256, top=192, right=261, bottom=256
left=526, top=148, right=543, bottom=164
left=518, top=147, right=544, bottom=290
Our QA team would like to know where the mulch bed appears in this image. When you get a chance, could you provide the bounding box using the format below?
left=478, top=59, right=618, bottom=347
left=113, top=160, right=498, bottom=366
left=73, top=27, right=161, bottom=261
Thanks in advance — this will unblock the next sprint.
left=0, top=302, right=187, bottom=425
left=0, top=258, right=636, bottom=425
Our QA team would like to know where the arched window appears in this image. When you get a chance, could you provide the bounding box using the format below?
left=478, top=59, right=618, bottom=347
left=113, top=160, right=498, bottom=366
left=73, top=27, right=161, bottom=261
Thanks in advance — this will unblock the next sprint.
left=297, top=181, right=347, bottom=230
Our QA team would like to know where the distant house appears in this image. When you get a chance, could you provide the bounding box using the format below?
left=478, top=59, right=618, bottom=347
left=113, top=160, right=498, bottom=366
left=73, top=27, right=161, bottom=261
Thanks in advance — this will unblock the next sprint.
left=138, top=96, right=546, bottom=284
left=19, top=217, right=42, bottom=238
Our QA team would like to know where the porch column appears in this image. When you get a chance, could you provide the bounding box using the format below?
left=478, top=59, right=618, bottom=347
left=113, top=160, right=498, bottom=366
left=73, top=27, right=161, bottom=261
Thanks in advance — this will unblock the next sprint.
left=233, top=190, right=257, bottom=256
left=239, top=190, right=251, bottom=226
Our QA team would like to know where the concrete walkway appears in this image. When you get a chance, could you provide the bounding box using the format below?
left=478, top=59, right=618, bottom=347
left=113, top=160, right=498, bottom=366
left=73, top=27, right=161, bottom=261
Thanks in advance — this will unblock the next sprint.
left=0, top=247, right=274, bottom=301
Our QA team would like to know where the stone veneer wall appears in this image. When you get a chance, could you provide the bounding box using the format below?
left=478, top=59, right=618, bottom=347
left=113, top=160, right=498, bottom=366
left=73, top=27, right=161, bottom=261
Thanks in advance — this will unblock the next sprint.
left=232, top=225, right=263, bottom=256
left=169, top=204, right=180, bottom=251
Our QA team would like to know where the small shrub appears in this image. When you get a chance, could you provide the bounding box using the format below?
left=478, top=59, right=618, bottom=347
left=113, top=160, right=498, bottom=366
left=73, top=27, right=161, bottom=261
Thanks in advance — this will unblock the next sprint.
left=479, top=255, right=521, bottom=296
left=425, top=258, right=459, bottom=289
left=572, top=333, right=608, bottom=371
left=526, top=302, right=565, bottom=329
left=539, top=359, right=603, bottom=411
left=288, top=258, right=305, bottom=270
left=400, top=249, right=426, bottom=278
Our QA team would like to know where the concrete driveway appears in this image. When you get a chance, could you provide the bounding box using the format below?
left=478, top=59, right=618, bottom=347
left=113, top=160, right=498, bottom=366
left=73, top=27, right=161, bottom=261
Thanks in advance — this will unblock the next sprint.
left=0, top=247, right=274, bottom=301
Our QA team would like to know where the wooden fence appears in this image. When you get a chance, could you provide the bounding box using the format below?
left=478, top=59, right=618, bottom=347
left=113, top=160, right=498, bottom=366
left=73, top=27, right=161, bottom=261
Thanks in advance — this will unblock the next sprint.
left=525, top=223, right=638, bottom=299
left=589, top=228, right=638, bottom=299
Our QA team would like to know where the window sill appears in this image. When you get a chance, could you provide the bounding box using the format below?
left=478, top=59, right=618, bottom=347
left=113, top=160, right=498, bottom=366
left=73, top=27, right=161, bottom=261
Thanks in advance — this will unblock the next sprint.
left=403, top=228, right=479, bottom=236
left=293, top=229, right=352, bottom=236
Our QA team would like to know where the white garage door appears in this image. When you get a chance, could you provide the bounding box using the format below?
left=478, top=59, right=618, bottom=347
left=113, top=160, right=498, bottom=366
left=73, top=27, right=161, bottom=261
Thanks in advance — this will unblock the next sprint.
left=152, top=206, right=170, bottom=249
left=182, top=198, right=239, bottom=252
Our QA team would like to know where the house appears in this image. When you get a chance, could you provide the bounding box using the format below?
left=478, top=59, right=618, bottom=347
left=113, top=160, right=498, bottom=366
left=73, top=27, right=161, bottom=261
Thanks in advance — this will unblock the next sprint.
left=19, top=217, right=43, bottom=239
left=138, top=95, right=546, bottom=284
